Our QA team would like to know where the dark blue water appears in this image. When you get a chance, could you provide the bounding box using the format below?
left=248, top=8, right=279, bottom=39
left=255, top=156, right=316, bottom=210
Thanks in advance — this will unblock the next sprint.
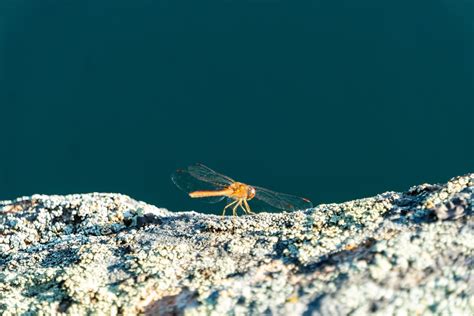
left=0, top=1, right=472, bottom=213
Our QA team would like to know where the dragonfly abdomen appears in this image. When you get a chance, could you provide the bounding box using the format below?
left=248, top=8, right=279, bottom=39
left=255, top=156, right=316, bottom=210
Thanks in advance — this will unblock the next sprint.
left=189, top=189, right=233, bottom=198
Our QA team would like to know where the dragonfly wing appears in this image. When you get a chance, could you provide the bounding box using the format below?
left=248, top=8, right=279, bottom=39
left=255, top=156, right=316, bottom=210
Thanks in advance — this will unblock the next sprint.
left=194, top=196, right=226, bottom=204
left=171, top=168, right=227, bottom=203
left=253, top=186, right=313, bottom=211
left=187, top=163, right=235, bottom=187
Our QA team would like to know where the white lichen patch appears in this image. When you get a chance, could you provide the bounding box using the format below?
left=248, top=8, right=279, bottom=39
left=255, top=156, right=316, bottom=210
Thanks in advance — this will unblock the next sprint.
left=0, top=174, right=473, bottom=315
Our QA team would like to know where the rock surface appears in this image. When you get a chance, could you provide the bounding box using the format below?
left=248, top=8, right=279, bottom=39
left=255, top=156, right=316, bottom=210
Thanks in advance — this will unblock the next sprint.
left=0, top=174, right=473, bottom=315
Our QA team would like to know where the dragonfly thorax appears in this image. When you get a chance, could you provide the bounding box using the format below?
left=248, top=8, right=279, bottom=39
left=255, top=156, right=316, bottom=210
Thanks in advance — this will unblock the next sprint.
left=229, top=182, right=256, bottom=200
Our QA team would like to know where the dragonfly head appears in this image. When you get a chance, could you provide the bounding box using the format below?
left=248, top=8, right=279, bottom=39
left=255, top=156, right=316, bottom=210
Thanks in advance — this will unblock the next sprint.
left=247, top=186, right=256, bottom=200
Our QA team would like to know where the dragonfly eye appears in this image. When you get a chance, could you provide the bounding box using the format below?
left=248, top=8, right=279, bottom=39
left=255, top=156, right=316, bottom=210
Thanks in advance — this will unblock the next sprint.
left=248, top=186, right=256, bottom=200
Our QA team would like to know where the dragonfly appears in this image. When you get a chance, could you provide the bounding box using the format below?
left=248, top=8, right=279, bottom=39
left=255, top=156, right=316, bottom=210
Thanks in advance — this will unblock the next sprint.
left=171, top=163, right=313, bottom=216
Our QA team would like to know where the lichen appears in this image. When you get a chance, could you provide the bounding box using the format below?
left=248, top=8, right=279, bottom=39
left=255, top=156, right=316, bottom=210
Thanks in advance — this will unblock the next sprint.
left=0, top=174, right=472, bottom=315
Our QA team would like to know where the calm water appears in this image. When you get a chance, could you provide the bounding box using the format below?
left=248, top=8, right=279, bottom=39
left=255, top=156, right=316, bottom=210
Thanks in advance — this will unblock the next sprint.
left=0, top=1, right=473, bottom=214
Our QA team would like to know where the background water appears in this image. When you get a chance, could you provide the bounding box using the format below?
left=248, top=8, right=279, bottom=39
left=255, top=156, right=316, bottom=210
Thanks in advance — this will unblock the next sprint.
left=0, top=1, right=472, bottom=214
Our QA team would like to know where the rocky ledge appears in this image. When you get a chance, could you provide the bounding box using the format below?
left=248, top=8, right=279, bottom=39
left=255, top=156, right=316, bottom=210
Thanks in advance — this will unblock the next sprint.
left=0, top=174, right=473, bottom=315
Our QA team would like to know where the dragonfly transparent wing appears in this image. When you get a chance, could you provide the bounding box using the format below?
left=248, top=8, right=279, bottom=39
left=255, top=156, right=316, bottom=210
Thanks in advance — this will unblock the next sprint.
left=171, top=164, right=234, bottom=204
left=186, top=163, right=235, bottom=187
left=252, top=186, right=313, bottom=211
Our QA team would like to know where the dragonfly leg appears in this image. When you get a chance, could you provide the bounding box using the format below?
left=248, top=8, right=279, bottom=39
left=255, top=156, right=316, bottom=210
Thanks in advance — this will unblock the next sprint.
left=239, top=199, right=255, bottom=215
left=239, top=200, right=248, bottom=215
left=243, top=199, right=254, bottom=215
left=232, top=200, right=242, bottom=216
left=222, top=200, right=238, bottom=216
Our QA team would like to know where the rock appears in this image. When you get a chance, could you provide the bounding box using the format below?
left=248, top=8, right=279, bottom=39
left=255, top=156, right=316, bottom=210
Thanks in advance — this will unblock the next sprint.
left=0, top=174, right=473, bottom=315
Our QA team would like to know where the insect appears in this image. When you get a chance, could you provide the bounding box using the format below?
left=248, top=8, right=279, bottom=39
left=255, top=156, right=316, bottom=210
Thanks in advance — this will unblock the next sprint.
left=171, top=163, right=313, bottom=216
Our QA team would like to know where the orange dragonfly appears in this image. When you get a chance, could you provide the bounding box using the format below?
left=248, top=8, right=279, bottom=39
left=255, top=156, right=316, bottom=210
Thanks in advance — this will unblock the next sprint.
left=171, top=163, right=313, bottom=216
